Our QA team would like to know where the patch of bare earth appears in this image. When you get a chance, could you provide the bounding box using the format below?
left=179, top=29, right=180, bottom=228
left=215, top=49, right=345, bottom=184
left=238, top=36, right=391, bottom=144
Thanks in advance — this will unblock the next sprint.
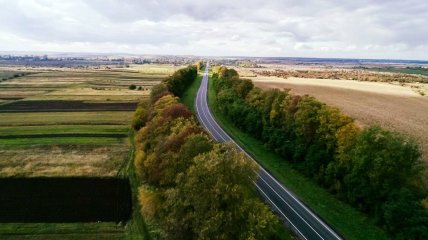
left=252, top=76, right=428, bottom=164
left=0, top=145, right=128, bottom=177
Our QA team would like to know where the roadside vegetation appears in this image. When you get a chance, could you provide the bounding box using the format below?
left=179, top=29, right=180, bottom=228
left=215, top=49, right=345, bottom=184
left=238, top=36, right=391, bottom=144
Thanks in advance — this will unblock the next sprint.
left=131, top=65, right=289, bottom=239
left=210, top=66, right=428, bottom=239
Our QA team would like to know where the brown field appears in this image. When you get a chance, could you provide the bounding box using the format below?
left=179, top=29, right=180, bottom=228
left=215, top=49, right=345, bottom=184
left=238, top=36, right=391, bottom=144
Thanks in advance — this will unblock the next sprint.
left=0, top=100, right=138, bottom=112
left=252, top=76, right=428, bottom=164
left=0, top=145, right=128, bottom=177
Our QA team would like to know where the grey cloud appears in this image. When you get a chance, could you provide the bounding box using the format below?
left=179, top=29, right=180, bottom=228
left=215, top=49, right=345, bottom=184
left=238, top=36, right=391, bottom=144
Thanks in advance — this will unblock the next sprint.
left=0, top=0, right=426, bottom=59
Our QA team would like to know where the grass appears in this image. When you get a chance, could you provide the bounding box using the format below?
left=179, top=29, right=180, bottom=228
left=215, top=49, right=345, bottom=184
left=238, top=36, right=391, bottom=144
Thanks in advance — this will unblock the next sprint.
left=0, top=222, right=125, bottom=240
left=0, top=136, right=127, bottom=147
left=181, top=74, right=203, bottom=112
left=207, top=75, right=389, bottom=240
left=0, top=144, right=129, bottom=177
left=372, top=67, right=428, bottom=76
left=121, top=131, right=152, bottom=240
left=0, top=111, right=134, bottom=126
left=0, top=125, right=129, bottom=135
left=130, top=64, right=184, bottom=75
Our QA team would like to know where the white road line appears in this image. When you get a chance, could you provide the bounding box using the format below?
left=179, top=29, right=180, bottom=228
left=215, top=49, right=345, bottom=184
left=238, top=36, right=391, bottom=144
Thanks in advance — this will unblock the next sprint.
left=258, top=175, right=324, bottom=239
left=258, top=167, right=342, bottom=239
left=255, top=183, right=308, bottom=240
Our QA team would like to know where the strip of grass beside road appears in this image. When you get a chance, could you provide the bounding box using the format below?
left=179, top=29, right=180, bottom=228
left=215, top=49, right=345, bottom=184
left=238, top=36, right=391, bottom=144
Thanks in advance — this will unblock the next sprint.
left=181, top=74, right=202, bottom=112
left=206, top=75, right=389, bottom=240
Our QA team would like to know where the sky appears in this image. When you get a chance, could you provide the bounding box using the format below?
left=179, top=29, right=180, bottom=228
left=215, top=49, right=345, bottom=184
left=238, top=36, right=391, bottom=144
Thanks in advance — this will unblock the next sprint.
left=0, top=0, right=427, bottom=60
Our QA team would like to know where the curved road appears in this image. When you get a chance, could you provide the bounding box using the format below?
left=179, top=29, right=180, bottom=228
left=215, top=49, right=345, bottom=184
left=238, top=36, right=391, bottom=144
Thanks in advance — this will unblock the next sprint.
left=195, top=64, right=343, bottom=240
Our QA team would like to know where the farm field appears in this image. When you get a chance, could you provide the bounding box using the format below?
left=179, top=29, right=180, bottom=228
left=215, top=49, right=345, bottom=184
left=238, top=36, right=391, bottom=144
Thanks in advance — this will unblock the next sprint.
left=251, top=75, right=428, bottom=164
left=0, top=64, right=178, bottom=177
left=0, top=64, right=176, bottom=239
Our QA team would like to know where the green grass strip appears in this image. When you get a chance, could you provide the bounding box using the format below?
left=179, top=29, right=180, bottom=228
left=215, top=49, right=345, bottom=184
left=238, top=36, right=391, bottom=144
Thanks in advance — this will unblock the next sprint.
left=0, top=137, right=126, bottom=147
left=181, top=74, right=203, bottom=113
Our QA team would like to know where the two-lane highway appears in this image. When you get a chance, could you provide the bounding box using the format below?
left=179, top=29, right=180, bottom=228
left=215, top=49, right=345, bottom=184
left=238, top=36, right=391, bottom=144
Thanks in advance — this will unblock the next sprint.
left=195, top=64, right=343, bottom=240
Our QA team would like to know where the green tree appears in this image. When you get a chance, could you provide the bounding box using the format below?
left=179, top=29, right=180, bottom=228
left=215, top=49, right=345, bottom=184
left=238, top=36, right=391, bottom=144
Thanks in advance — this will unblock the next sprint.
left=344, top=127, right=422, bottom=216
left=232, top=78, right=254, bottom=99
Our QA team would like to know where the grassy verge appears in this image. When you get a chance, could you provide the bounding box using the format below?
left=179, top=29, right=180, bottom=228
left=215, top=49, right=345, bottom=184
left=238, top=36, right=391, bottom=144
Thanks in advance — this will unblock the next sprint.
left=181, top=74, right=203, bottom=112
left=0, top=222, right=125, bottom=240
left=119, top=131, right=151, bottom=240
left=207, top=76, right=389, bottom=240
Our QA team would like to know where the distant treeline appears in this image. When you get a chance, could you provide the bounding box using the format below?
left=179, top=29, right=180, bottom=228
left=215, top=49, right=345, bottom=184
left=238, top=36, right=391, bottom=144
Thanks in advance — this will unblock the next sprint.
left=212, top=66, right=428, bottom=239
left=254, top=68, right=428, bottom=83
left=161, top=65, right=197, bottom=96
left=131, top=65, right=279, bottom=239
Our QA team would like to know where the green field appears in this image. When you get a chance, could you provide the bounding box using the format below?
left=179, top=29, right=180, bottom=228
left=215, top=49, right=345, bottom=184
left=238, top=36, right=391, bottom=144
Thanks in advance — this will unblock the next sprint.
left=0, top=222, right=126, bottom=240
left=371, top=66, right=428, bottom=76
left=205, top=73, right=388, bottom=240
left=0, top=125, right=129, bottom=135
left=0, top=111, right=134, bottom=126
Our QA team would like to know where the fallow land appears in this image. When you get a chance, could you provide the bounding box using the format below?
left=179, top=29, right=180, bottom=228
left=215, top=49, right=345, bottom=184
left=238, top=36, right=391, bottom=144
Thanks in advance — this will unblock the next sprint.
left=238, top=65, right=428, bottom=164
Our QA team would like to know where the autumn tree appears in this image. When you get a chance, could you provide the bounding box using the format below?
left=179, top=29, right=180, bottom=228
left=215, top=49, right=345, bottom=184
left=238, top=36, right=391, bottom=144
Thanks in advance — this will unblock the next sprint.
left=163, top=144, right=277, bottom=240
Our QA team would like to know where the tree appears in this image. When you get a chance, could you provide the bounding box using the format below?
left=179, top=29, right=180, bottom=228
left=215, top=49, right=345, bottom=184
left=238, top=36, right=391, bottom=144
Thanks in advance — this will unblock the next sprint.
left=129, top=84, right=136, bottom=90
left=132, top=100, right=149, bottom=130
left=382, top=188, right=428, bottom=239
left=344, top=127, right=422, bottom=216
left=232, top=78, right=254, bottom=98
left=150, top=83, right=169, bottom=103
left=163, top=144, right=277, bottom=240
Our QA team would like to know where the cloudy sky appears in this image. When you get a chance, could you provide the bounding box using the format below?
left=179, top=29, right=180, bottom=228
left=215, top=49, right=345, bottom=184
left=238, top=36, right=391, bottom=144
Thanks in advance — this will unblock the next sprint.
left=0, top=0, right=427, bottom=60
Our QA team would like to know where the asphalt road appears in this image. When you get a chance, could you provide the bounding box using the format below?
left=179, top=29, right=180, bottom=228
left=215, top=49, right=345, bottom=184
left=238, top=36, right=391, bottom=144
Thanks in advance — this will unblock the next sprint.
left=195, top=64, right=343, bottom=240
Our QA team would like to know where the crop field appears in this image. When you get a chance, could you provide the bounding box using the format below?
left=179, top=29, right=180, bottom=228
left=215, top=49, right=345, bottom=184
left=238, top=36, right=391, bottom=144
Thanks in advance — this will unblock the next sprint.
left=371, top=67, right=428, bottom=76
left=251, top=75, right=428, bottom=164
left=0, top=64, right=175, bottom=239
left=0, top=65, right=176, bottom=176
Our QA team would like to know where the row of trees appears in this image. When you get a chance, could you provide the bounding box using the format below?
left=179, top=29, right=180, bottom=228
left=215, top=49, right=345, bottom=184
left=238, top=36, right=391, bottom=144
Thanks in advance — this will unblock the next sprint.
left=162, top=65, right=198, bottom=97
left=132, top=67, right=279, bottom=239
left=212, top=66, right=428, bottom=239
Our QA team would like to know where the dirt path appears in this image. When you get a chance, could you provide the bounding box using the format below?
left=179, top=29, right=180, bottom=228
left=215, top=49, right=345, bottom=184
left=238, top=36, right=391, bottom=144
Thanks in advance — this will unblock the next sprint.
left=252, top=77, right=428, bottom=164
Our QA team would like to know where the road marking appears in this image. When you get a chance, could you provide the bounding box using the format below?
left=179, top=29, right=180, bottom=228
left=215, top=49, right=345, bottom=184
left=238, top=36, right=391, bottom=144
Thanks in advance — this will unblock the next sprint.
left=258, top=175, right=324, bottom=239
left=255, top=183, right=308, bottom=240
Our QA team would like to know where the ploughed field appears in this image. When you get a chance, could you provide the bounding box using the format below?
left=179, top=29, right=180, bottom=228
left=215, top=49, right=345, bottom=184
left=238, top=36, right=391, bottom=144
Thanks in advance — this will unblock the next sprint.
left=0, top=100, right=137, bottom=112
left=249, top=73, right=428, bottom=164
left=0, top=64, right=177, bottom=239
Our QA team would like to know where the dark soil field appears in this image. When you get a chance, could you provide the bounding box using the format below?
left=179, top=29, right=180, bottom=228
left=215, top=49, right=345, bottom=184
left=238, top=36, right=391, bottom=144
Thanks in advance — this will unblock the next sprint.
left=0, top=177, right=131, bottom=223
left=0, top=100, right=138, bottom=112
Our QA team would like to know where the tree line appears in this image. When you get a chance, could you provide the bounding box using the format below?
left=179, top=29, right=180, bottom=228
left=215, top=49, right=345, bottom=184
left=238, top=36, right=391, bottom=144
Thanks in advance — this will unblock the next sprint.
left=131, top=65, right=279, bottom=239
left=212, top=66, right=428, bottom=239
